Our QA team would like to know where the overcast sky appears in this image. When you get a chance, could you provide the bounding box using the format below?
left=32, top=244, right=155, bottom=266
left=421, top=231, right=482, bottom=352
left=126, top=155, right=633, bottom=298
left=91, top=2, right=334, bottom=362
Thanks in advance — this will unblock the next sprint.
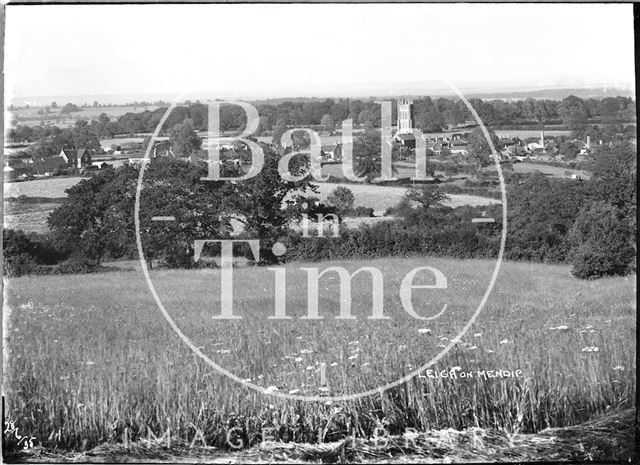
left=4, top=3, right=636, bottom=104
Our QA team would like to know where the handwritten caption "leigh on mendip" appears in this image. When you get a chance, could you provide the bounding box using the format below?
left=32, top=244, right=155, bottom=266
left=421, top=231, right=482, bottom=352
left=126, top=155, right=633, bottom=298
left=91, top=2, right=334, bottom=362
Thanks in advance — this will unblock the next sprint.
left=419, top=368, right=524, bottom=380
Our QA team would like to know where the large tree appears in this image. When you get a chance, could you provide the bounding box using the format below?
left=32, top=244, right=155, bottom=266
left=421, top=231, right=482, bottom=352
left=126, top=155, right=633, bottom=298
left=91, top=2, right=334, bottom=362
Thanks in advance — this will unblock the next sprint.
left=48, top=158, right=231, bottom=267
left=60, top=103, right=80, bottom=114
left=320, top=114, right=335, bottom=132
left=226, top=144, right=315, bottom=263
left=71, top=120, right=101, bottom=153
left=169, top=119, right=202, bottom=157
left=569, top=201, right=635, bottom=279
left=466, top=127, right=500, bottom=170
left=558, top=95, right=589, bottom=133
left=353, top=130, right=397, bottom=182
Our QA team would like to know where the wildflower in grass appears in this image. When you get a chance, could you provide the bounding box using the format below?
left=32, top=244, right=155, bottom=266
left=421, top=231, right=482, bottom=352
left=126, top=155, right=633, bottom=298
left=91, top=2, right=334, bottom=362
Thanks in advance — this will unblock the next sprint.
left=467, top=345, right=478, bottom=350
left=319, top=387, right=329, bottom=392
left=348, top=354, right=358, bottom=360
left=581, top=345, right=599, bottom=352
left=485, top=349, right=495, bottom=354
left=613, top=366, right=624, bottom=371
left=300, top=349, right=312, bottom=354
left=473, top=333, right=482, bottom=338
left=294, top=357, right=303, bottom=362
left=499, top=339, right=512, bottom=344
left=418, top=328, right=431, bottom=334
left=306, top=366, right=314, bottom=370
left=86, top=361, right=95, bottom=365
left=437, top=343, right=446, bottom=348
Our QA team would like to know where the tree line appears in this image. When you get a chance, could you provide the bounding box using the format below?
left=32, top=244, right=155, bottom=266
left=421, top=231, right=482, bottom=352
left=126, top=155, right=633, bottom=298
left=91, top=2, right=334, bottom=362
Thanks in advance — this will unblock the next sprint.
left=3, top=141, right=636, bottom=280
left=8, top=95, right=636, bottom=145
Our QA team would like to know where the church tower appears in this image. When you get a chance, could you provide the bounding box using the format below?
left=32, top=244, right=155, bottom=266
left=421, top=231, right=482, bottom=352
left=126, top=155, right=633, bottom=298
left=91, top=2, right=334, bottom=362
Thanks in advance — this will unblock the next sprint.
left=397, top=99, right=414, bottom=135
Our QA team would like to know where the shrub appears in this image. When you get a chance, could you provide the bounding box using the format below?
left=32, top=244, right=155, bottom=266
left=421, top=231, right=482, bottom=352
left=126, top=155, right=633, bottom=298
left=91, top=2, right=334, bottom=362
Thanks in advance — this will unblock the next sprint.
left=3, top=230, right=67, bottom=277
left=349, top=206, right=375, bottom=217
left=326, top=186, right=355, bottom=216
left=569, top=201, right=635, bottom=279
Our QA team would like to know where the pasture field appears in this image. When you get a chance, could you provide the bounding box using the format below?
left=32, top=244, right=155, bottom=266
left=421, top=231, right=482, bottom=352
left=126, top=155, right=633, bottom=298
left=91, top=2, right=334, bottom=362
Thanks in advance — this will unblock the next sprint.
left=3, top=177, right=84, bottom=199
left=4, top=176, right=497, bottom=232
left=481, top=162, right=590, bottom=179
left=3, top=257, right=635, bottom=457
left=419, top=129, right=571, bottom=139
left=3, top=203, right=60, bottom=234
left=306, top=182, right=498, bottom=212
left=10, top=105, right=161, bottom=122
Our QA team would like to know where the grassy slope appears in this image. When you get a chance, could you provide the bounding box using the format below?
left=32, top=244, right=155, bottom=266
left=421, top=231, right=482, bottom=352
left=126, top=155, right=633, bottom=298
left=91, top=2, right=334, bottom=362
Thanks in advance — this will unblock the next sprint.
left=3, top=256, right=635, bottom=452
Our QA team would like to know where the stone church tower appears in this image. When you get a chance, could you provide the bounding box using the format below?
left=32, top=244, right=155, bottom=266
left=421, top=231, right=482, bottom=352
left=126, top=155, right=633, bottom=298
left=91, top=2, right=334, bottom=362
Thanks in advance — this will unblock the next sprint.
left=397, top=99, right=414, bottom=134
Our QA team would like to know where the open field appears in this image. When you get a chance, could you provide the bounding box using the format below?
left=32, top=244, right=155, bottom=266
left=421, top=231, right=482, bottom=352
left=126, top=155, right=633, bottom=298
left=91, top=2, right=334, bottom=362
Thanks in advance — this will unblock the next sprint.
left=3, top=203, right=61, bottom=234
left=307, top=182, right=499, bottom=212
left=3, top=257, right=635, bottom=459
left=481, top=162, right=590, bottom=179
left=417, top=129, right=572, bottom=139
left=10, top=105, right=161, bottom=122
left=2, top=178, right=499, bottom=235
left=3, top=177, right=84, bottom=198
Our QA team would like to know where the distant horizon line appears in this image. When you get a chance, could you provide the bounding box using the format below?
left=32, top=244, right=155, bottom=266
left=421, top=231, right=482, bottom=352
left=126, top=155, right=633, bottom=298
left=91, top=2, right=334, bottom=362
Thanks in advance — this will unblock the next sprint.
left=7, top=82, right=636, bottom=106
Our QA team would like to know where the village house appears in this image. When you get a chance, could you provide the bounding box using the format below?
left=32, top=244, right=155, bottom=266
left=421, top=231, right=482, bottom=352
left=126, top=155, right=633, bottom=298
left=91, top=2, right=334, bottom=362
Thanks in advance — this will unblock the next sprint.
left=448, top=137, right=469, bottom=155
left=321, top=143, right=342, bottom=161
left=425, top=138, right=446, bottom=155
left=498, top=137, right=522, bottom=150
left=150, top=140, right=174, bottom=158
left=60, top=148, right=92, bottom=168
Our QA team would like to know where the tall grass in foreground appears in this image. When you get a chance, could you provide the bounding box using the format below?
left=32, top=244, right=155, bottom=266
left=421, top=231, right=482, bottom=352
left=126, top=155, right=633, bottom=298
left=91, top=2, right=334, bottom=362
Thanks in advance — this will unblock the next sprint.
left=3, top=257, right=636, bottom=451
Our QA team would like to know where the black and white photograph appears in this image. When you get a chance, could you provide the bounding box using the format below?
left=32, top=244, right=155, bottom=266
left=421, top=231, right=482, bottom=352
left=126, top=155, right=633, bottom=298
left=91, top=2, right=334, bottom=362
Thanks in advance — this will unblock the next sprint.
left=1, top=2, right=637, bottom=463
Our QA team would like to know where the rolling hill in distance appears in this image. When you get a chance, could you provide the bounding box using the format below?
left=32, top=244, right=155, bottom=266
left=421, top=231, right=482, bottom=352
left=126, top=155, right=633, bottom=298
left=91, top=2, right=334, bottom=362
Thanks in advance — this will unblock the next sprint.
left=8, top=84, right=635, bottom=107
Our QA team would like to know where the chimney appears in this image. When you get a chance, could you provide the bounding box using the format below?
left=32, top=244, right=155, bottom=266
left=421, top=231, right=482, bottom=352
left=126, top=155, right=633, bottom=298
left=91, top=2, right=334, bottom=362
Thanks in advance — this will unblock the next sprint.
left=586, top=135, right=591, bottom=149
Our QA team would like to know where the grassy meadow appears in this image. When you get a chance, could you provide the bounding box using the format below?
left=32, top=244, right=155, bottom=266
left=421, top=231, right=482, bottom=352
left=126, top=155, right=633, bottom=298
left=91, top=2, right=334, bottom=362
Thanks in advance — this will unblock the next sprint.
left=3, top=256, right=635, bottom=452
